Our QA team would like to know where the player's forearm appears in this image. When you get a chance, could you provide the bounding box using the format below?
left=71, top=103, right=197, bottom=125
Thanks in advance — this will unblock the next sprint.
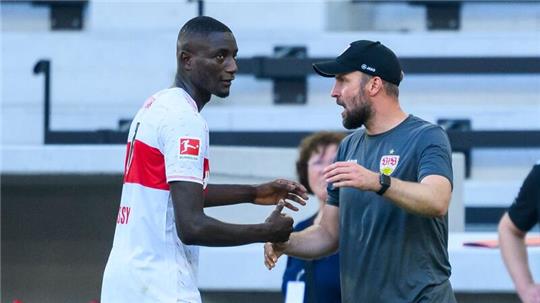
left=285, top=224, right=338, bottom=260
left=498, top=215, right=535, bottom=294
left=383, top=177, right=449, bottom=217
left=204, top=184, right=256, bottom=207
left=178, top=214, right=273, bottom=246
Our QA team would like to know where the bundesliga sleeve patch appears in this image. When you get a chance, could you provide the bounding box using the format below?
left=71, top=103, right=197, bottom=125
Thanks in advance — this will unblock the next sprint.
left=179, top=137, right=200, bottom=159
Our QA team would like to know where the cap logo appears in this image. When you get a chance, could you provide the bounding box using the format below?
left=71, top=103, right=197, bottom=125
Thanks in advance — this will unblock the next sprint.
left=361, top=64, right=376, bottom=73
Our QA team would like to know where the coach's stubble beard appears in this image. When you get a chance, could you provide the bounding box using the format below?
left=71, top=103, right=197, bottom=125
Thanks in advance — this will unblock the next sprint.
left=342, top=89, right=374, bottom=130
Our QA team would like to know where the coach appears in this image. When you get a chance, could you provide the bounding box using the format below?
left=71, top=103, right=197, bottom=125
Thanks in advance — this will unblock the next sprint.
left=265, top=40, right=456, bottom=303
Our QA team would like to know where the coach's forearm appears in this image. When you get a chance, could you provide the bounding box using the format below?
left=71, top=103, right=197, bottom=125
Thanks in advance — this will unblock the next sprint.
left=285, top=224, right=338, bottom=260
left=383, top=176, right=450, bottom=217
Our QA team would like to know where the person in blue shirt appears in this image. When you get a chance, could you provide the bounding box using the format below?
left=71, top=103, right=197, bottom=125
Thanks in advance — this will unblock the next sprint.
left=282, top=132, right=345, bottom=303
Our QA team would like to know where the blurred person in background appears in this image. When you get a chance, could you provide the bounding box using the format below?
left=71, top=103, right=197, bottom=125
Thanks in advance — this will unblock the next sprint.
left=101, top=16, right=308, bottom=303
left=282, top=132, right=345, bottom=303
left=265, top=40, right=456, bottom=303
left=499, top=162, right=540, bottom=303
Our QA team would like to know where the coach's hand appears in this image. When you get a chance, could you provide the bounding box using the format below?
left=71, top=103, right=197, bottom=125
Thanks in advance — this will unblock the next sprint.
left=324, top=161, right=380, bottom=191
left=264, top=201, right=294, bottom=243
left=254, top=179, right=308, bottom=211
left=264, top=241, right=287, bottom=270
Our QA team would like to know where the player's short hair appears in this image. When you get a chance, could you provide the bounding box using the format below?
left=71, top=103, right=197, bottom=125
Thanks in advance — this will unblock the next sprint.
left=296, top=132, right=346, bottom=194
left=178, top=16, right=232, bottom=42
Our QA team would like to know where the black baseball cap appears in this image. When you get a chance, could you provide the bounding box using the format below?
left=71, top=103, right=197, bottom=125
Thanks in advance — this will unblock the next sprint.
left=313, top=40, right=403, bottom=86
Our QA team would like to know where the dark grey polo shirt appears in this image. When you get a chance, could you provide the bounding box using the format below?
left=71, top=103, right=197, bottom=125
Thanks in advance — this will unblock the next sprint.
left=328, top=115, right=455, bottom=303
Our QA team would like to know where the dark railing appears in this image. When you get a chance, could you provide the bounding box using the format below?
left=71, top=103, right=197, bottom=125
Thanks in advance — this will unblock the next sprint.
left=33, top=60, right=51, bottom=144
left=34, top=57, right=540, bottom=148
left=237, top=57, right=540, bottom=77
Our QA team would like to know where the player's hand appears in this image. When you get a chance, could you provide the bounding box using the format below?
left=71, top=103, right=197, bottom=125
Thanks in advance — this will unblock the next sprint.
left=323, top=161, right=380, bottom=191
left=254, top=179, right=308, bottom=211
left=264, top=241, right=288, bottom=270
left=264, top=201, right=294, bottom=243
left=518, top=283, right=540, bottom=303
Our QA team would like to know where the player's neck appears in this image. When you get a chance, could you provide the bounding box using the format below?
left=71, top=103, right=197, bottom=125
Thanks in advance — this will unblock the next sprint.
left=172, top=73, right=210, bottom=112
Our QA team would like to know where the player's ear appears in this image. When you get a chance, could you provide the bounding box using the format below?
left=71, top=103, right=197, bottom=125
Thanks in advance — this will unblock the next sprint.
left=180, top=51, right=193, bottom=71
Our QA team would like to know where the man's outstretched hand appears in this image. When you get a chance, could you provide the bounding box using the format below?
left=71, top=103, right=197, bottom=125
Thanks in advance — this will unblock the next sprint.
left=264, top=240, right=288, bottom=270
left=254, top=179, right=308, bottom=211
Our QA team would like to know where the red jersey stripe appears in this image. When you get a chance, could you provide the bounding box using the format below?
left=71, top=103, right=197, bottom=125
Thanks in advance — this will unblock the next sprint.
left=124, top=140, right=169, bottom=190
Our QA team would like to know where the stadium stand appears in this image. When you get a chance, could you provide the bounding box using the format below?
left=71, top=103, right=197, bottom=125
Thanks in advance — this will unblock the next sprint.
left=1, top=1, right=539, bottom=302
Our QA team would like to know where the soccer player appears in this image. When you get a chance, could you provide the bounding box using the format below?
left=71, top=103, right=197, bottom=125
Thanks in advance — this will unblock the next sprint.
left=101, top=16, right=308, bottom=303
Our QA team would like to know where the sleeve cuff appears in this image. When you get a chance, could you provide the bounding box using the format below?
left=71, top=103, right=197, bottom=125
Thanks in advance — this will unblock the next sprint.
left=167, top=175, right=203, bottom=185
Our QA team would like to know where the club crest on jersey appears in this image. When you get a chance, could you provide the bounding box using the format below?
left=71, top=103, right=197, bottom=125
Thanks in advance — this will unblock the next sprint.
left=380, top=155, right=400, bottom=176
left=179, top=137, right=200, bottom=159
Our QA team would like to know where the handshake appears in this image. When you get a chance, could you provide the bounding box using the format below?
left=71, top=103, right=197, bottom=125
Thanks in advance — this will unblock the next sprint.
left=252, top=176, right=339, bottom=272
left=249, top=178, right=307, bottom=267
left=262, top=201, right=295, bottom=271
left=263, top=201, right=295, bottom=243
left=248, top=178, right=322, bottom=271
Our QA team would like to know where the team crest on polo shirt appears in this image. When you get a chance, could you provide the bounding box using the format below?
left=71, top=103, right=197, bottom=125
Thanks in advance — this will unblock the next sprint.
left=179, top=137, right=200, bottom=159
left=380, top=150, right=399, bottom=176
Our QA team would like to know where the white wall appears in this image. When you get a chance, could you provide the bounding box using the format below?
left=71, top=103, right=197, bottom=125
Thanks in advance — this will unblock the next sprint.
left=2, top=30, right=539, bottom=143
left=1, top=1, right=539, bottom=184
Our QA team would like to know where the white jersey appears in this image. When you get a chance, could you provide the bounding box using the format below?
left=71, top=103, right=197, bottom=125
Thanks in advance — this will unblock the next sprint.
left=101, top=88, right=209, bottom=303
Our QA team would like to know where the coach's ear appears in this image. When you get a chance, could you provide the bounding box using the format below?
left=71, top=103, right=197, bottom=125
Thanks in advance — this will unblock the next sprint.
left=366, top=76, right=384, bottom=97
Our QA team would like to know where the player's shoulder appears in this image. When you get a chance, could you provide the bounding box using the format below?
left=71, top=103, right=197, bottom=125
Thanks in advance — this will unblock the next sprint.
left=146, top=88, right=203, bottom=122
left=152, top=88, right=197, bottom=112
